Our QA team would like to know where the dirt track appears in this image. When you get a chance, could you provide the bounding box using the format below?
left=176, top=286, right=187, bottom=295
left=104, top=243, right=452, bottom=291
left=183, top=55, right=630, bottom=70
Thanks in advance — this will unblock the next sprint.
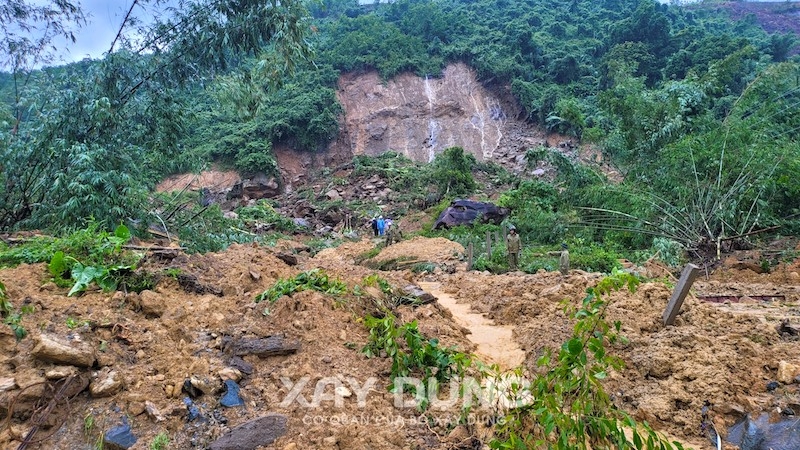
left=2, top=237, right=800, bottom=449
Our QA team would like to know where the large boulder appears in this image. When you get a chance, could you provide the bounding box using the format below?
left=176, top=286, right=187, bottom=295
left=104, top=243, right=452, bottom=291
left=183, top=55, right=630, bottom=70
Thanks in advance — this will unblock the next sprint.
left=433, top=199, right=509, bottom=229
left=230, top=173, right=282, bottom=200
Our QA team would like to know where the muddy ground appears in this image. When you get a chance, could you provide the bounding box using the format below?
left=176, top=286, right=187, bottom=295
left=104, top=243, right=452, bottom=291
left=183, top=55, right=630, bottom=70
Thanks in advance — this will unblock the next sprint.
left=1, top=236, right=800, bottom=450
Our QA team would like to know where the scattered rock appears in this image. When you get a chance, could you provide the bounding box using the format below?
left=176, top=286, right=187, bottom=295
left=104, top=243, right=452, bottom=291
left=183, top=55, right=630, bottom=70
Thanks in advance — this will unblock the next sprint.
left=128, top=401, right=146, bottom=416
left=139, top=290, right=166, bottom=317
left=218, top=367, right=243, bottom=382
left=145, top=401, right=165, bottom=422
left=325, top=189, right=342, bottom=201
left=189, top=375, right=220, bottom=396
left=31, top=334, right=95, bottom=368
left=777, top=361, right=800, bottom=384
left=323, top=436, right=338, bottom=446
left=276, top=253, right=298, bottom=266
left=766, top=381, right=781, bottom=392
left=44, top=366, right=78, bottom=381
left=227, top=356, right=253, bottom=375
left=334, top=386, right=352, bottom=398
left=220, top=379, right=245, bottom=408
left=183, top=397, right=204, bottom=422
left=240, top=173, right=281, bottom=199
left=103, top=418, right=137, bottom=450
left=208, top=414, right=288, bottom=450
left=0, top=377, right=17, bottom=392
left=447, top=425, right=470, bottom=442
left=402, top=285, right=436, bottom=304
left=182, top=378, right=203, bottom=398
left=90, top=369, right=124, bottom=397
left=177, top=273, right=223, bottom=296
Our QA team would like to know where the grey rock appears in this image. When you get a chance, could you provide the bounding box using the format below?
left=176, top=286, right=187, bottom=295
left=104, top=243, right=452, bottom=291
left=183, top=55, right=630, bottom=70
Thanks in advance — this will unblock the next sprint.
left=104, top=418, right=137, bottom=450
left=209, top=414, right=288, bottom=450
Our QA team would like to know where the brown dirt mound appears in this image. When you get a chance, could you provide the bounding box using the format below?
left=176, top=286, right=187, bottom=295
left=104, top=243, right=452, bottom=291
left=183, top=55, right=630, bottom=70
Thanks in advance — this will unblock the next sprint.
left=2, top=236, right=799, bottom=449
left=373, top=237, right=464, bottom=264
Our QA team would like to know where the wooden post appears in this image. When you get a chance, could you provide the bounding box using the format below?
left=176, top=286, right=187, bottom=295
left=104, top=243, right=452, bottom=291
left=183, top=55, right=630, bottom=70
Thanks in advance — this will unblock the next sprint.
left=467, top=242, right=474, bottom=271
left=663, top=263, right=701, bottom=325
left=486, top=231, right=492, bottom=258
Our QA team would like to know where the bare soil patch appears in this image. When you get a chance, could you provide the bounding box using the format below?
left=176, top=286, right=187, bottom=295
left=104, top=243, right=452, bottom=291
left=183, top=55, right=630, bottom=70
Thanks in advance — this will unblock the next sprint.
left=1, top=236, right=799, bottom=449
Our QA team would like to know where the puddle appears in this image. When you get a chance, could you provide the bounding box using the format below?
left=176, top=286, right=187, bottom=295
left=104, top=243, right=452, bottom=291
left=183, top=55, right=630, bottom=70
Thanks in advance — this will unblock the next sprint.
left=418, top=282, right=525, bottom=369
left=726, top=413, right=800, bottom=450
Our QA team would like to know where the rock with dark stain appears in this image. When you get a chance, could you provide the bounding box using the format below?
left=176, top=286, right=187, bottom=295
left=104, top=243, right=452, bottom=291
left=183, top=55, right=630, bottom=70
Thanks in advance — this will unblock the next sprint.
left=225, top=335, right=301, bottom=357
left=209, top=414, right=288, bottom=450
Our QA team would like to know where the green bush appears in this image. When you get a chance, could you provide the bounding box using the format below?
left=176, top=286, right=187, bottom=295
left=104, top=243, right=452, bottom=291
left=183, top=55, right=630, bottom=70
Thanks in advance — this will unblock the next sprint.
left=255, top=269, right=348, bottom=314
left=569, top=242, right=623, bottom=274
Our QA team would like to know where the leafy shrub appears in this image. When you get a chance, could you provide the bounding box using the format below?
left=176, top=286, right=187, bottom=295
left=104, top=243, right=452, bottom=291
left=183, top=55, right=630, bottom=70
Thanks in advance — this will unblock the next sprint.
left=362, top=312, right=472, bottom=406
left=237, top=200, right=296, bottom=233
left=254, top=269, right=348, bottom=314
left=569, top=242, right=623, bottom=273
left=1, top=280, right=34, bottom=340
left=47, top=224, right=140, bottom=296
left=491, top=271, right=684, bottom=449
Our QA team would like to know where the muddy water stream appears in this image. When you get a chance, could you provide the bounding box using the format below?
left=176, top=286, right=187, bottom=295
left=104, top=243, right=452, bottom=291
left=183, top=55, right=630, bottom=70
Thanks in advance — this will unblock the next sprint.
left=418, top=281, right=525, bottom=369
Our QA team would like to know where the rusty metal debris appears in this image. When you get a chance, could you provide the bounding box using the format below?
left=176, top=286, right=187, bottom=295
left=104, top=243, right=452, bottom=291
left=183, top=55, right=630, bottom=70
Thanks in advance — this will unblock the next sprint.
left=4, top=374, right=89, bottom=449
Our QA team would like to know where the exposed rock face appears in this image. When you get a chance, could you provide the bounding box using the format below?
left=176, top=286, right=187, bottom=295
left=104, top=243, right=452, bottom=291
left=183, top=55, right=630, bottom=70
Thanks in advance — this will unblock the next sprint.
left=334, top=63, right=518, bottom=163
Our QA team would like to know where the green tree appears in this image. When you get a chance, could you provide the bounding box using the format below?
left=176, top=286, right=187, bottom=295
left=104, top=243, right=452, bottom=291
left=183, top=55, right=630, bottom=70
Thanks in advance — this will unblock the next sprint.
left=429, top=146, right=476, bottom=198
left=0, top=0, right=313, bottom=231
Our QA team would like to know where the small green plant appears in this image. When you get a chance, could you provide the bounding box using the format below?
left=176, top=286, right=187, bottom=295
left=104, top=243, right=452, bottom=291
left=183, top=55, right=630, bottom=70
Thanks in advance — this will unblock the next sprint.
left=236, top=200, right=296, bottom=233
left=1, top=280, right=33, bottom=340
left=490, top=271, right=685, bottom=449
left=163, top=268, right=183, bottom=279
left=0, top=280, right=10, bottom=316
left=40, top=224, right=142, bottom=296
left=66, top=317, right=85, bottom=329
left=355, top=246, right=381, bottom=263
left=83, top=412, right=95, bottom=437
left=254, top=269, right=348, bottom=314
left=362, top=313, right=472, bottom=408
left=411, top=262, right=437, bottom=273
left=150, top=432, right=170, bottom=450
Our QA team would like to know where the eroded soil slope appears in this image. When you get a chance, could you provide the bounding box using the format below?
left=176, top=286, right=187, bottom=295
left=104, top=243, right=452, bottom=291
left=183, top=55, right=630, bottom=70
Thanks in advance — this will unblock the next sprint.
left=1, top=237, right=799, bottom=449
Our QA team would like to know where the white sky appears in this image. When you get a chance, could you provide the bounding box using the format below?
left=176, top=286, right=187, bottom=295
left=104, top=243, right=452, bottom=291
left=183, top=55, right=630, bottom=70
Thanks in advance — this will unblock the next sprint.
left=49, top=0, right=176, bottom=65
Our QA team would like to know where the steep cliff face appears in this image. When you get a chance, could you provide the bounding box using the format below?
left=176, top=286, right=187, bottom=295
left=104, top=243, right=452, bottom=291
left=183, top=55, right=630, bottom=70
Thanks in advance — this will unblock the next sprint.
left=330, top=63, right=548, bottom=165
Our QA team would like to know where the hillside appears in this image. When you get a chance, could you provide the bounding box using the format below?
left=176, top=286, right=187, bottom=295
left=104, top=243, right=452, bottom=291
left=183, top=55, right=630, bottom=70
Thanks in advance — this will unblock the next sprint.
left=712, top=1, right=800, bottom=43
left=2, top=0, right=800, bottom=448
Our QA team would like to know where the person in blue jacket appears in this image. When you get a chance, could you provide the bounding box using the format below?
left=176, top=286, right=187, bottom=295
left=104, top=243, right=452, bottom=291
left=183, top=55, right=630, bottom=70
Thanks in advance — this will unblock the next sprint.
left=376, top=216, right=385, bottom=236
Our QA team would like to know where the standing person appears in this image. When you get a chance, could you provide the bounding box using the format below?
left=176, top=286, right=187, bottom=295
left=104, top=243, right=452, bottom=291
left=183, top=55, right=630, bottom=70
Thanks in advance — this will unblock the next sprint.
left=506, top=226, right=521, bottom=271
left=549, top=243, right=570, bottom=275
left=385, top=221, right=401, bottom=246
left=558, top=243, right=570, bottom=275
left=377, top=216, right=385, bottom=236
left=370, top=216, right=379, bottom=236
